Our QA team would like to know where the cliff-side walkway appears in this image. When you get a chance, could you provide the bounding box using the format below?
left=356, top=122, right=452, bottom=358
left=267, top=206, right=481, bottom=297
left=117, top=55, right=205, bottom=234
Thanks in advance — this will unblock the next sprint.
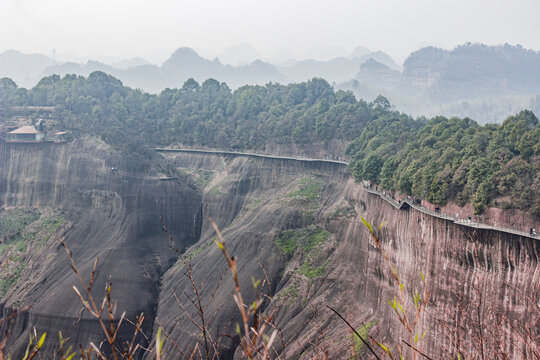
left=154, top=147, right=539, bottom=240
left=153, top=148, right=348, bottom=166
left=363, top=186, right=539, bottom=240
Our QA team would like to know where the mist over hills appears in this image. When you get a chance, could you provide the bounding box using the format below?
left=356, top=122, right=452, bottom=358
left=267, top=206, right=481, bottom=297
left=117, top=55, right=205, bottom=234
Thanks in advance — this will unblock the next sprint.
left=277, top=50, right=400, bottom=83
left=0, top=50, right=58, bottom=88
left=348, top=46, right=371, bottom=59
left=340, top=43, right=540, bottom=123
left=402, top=43, right=540, bottom=97
left=1, top=43, right=540, bottom=123
left=110, top=57, right=151, bottom=69
left=0, top=48, right=289, bottom=93
left=217, top=43, right=263, bottom=65
left=0, top=46, right=399, bottom=92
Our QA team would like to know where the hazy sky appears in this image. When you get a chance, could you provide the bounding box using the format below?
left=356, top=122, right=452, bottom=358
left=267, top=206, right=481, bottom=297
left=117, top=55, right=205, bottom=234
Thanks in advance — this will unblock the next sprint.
left=1, top=0, right=540, bottom=65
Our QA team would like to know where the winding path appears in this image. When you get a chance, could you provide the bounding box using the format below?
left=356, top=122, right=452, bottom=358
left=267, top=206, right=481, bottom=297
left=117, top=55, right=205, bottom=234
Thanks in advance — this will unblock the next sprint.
left=154, top=147, right=539, bottom=240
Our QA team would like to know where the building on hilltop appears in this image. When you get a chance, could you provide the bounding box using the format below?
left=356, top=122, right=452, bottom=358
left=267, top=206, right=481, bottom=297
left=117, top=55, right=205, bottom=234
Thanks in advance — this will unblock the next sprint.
left=7, top=125, right=45, bottom=142
left=1, top=118, right=69, bottom=144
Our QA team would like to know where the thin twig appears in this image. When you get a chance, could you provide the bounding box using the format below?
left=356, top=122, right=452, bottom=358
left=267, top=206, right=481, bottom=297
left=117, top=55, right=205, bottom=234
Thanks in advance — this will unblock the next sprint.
left=326, top=305, right=381, bottom=360
left=401, top=340, right=434, bottom=360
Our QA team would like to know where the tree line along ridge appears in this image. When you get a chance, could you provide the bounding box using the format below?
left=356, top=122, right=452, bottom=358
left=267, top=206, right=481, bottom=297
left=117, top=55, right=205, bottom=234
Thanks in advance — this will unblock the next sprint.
left=0, top=72, right=538, bottom=216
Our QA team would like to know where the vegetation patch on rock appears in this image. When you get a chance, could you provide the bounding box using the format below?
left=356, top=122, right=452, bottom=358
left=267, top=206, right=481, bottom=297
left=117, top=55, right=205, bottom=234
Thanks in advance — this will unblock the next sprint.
left=350, top=320, right=377, bottom=355
left=277, top=225, right=330, bottom=256
left=330, top=204, right=358, bottom=220
left=0, top=208, right=63, bottom=297
left=277, top=225, right=332, bottom=290
left=278, top=284, right=299, bottom=304
left=0, top=208, right=40, bottom=243
left=287, top=178, right=323, bottom=206
left=0, top=264, right=25, bottom=297
left=298, top=259, right=329, bottom=279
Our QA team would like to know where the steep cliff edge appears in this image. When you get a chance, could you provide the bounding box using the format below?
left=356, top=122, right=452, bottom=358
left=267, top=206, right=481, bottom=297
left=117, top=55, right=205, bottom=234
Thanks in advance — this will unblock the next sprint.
left=0, top=143, right=537, bottom=358
left=0, top=138, right=202, bottom=355
left=152, top=151, right=538, bottom=358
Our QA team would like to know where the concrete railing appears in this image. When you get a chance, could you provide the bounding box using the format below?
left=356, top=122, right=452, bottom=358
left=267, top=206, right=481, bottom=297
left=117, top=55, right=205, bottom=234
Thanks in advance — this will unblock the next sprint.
left=153, top=148, right=348, bottom=166
left=363, top=185, right=539, bottom=240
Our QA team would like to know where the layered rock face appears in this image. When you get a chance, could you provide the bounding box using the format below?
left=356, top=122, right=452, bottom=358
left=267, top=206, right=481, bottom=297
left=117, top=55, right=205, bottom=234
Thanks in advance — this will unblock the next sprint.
left=150, top=152, right=538, bottom=359
left=150, top=153, right=352, bottom=358
left=1, top=144, right=537, bottom=358
left=0, top=138, right=202, bottom=356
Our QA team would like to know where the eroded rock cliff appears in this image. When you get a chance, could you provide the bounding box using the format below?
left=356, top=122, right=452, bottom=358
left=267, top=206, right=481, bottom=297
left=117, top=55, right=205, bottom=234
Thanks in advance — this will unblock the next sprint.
left=0, top=138, right=202, bottom=356
left=0, top=142, right=537, bottom=358
left=151, top=151, right=538, bottom=359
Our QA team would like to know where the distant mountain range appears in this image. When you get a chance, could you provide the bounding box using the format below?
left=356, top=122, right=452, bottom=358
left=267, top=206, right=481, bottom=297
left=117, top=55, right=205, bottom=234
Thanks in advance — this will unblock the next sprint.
left=0, top=50, right=58, bottom=87
left=277, top=51, right=400, bottom=83
left=1, top=43, right=540, bottom=123
left=339, top=43, right=540, bottom=123
left=401, top=43, right=540, bottom=98
left=0, top=46, right=399, bottom=92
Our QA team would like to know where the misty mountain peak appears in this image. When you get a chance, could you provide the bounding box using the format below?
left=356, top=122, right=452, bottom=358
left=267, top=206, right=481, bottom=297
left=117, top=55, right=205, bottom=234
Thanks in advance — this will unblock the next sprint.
left=348, top=46, right=371, bottom=58
left=249, top=59, right=269, bottom=67
left=403, top=46, right=449, bottom=69
left=360, top=58, right=391, bottom=72
left=163, top=47, right=206, bottom=67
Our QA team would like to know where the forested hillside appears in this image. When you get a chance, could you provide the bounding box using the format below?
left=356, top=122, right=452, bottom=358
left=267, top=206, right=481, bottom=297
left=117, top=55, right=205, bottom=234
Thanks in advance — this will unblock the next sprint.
left=1, top=72, right=538, bottom=216
left=0, top=73, right=373, bottom=152
left=346, top=110, right=540, bottom=215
